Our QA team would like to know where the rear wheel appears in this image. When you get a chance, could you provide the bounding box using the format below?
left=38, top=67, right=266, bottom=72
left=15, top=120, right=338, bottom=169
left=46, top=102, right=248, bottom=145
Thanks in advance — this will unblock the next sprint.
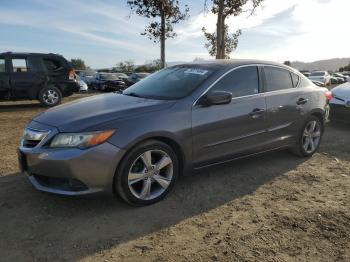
left=115, top=140, right=179, bottom=206
left=291, top=116, right=323, bottom=157
left=38, top=86, right=62, bottom=107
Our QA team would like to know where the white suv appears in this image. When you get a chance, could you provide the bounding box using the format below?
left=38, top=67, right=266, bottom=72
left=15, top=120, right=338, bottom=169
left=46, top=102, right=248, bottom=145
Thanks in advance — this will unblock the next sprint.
left=309, top=71, right=331, bottom=86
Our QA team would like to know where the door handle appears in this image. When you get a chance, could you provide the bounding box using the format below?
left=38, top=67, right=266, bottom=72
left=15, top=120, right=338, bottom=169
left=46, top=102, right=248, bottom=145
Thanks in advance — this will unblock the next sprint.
left=249, top=108, right=265, bottom=118
left=296, top=98, right=308, bottom=105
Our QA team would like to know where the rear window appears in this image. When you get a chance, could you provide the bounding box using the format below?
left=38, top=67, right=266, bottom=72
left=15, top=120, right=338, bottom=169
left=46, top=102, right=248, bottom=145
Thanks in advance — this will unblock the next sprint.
left=291, top=73, right=300, bottom=88
left=43, top=58, right=64, bottom=72
left=264, top=67, right=294, bottom=91
left=0, top=59, right=5, bottom=72
left=12, top=59, right=29, bottom=72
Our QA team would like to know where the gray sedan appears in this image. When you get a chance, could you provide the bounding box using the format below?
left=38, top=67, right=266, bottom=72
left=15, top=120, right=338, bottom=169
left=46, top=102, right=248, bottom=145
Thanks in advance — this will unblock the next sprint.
left=18, top=60, right=329, bottom=206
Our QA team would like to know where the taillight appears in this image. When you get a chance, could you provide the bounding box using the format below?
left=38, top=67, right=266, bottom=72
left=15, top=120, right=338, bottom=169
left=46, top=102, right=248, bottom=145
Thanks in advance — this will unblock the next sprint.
left=325, top=90, right=333, bottom=101
left=69, top=69, right=75, bottom=80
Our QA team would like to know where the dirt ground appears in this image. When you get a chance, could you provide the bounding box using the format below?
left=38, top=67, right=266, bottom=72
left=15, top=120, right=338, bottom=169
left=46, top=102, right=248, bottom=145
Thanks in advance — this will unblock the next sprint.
left=0, top=94, right=349, bottom=262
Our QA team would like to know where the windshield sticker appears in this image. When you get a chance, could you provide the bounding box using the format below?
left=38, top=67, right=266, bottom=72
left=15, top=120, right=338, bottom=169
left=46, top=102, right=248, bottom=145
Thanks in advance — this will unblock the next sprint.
left=184, top=69, right=209, bottom=75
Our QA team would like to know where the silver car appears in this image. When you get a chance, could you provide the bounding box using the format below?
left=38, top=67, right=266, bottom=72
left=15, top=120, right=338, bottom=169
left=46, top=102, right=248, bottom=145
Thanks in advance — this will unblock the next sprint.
left=18, top=60, right=329, bottom=206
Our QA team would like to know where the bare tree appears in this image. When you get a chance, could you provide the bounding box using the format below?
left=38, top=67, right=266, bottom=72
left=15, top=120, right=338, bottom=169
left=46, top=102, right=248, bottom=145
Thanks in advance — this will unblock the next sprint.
left=127, top=0, right=189, bottom=68
left=203, top=0, right=264, bottom=59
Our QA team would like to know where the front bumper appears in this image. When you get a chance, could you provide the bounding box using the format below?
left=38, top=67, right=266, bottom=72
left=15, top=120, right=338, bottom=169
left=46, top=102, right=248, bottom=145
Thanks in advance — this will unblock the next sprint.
left=18, top=122, right=125, bottom=195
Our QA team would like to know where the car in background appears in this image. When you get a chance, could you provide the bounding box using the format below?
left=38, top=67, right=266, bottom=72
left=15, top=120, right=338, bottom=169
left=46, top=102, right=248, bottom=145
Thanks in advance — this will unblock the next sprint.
left=334, top=72, right=349, bottom=82
left=330, top=75, right=343, bottom=84
left=91, top=73, right=126, bottom=92
left=309, top=71, right=331, bottom=86
left=126, top=72, right=150, bottom=86
left=18, top=60, right=329, bottom=205
left=76, top=70, right=96, bottom=86
left=74, top=74, right=88, bottom=92
left=113, top=72, right=128, bottom=82
left=329, top=82, right=350, bottom=122
left=300, top=71, right=311, bottom=77
left=311, top=80, right=326, bottom=87
left=0, top=52, right=78, bottom=107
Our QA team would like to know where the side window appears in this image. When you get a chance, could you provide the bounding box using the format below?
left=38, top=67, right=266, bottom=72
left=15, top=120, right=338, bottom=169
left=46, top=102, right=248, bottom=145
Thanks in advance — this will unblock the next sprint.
left=291, top=72, right=300, bottom=88
left=12, top=59, right=29, bottom=72
left=211, top=66, right=259, bottom=97
left=43, top=58, right=63, bottom=72
left=264, top=67, right=294, bottom=92
left=299, top=75, right=312, bottom=88
left=0, top=58, right=5, bottom=73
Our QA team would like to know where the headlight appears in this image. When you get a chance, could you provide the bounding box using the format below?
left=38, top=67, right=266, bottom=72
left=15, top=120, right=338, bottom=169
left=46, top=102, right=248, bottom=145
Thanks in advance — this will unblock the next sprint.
left=50, top=130, right=115, bottom=149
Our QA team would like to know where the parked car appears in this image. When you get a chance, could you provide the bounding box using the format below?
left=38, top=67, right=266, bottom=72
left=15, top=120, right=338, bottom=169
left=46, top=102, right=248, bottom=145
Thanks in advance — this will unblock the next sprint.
left=311, top=80, right=326, bottom=87
left=333, top=72, right=349, bottom=82
left=309, top=71, right=331, bottom=86
left=113, top=72, right=128, bottom=82
left=74, top=74, right=88, bottom=92
left=0, top=52, right=78, bottom=106
left=329, top=82, right=350, bottom=122
left=300, top=71, right=311, bottom=77
left=76, top=70, right=96, bottom=86
left=127, top=72, right=150, bottom=86
left=330, top=75, right=343, bottom=84
left=91, top=73, right=126, bottom=92
left=18, top=60, right=329, bottom=205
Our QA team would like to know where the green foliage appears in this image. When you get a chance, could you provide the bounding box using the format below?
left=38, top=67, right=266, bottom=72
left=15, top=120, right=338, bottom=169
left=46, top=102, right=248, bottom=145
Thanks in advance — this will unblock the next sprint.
left=339, top=62, right=350, bottom=72
left=70, top=58, right=87, bottom=70
left=127, top=0, right=189, bottom=43
left=116, top=60, right=135, bottom=73
left=135, top=59, right=163, bottom=73
left=202, top=26, right=241, bottom=59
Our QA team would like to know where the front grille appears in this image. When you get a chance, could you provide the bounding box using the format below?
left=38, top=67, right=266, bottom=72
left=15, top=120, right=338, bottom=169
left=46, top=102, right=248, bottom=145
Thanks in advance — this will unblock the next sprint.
left=33, top=174, right=88, bottom=192
left=21, top=128, right=49, bottom=148
left=23, top=139, right=40, bottom=148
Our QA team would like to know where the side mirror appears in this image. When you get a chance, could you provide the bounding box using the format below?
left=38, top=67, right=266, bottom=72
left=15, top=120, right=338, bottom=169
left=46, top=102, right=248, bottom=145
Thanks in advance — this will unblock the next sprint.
left=200, top=91, right=232, bottom=106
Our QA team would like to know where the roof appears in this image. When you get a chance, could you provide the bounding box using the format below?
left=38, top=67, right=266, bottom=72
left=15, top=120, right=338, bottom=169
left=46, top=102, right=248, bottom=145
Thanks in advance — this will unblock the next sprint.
left=0, top=52, right=63, bottom=57
left=173, top=59, right=294, bottom=71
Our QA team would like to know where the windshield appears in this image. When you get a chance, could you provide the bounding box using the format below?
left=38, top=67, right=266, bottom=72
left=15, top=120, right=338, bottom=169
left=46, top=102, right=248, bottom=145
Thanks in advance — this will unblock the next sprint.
left=124, top=66, right=213, bottom=100
left=311, top=72, right=325, bottom=76
left=100, top=74, right=118, bottom=80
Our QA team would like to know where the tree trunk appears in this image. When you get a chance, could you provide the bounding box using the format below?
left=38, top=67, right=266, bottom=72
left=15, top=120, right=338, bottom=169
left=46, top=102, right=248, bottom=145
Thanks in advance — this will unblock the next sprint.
left=160, top=9, right=166, bottom=68
left=216, top=0, right=225, bottom=59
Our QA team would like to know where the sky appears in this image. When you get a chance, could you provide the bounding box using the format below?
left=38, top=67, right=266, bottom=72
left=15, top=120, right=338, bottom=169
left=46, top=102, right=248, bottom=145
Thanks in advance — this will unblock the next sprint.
left=0, top=0, right=348, bottom=68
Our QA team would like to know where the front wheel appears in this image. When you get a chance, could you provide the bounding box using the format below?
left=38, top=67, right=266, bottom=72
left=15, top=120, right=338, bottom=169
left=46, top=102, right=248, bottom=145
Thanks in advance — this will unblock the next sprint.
left=291, top=116, right=323, bottom=157
left=115, top=140, right=179, bottom=206
left=38, top=86, right=62, bottom=107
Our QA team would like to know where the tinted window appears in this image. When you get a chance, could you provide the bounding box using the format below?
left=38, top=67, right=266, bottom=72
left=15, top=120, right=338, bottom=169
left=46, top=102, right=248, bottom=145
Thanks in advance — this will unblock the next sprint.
left=211, top=66, right=259, bottom=97
left=12, top=59, right=29, bottom=72
left=124, top=66, right=213, bottom=100
left=43, top=58, right=63, bottom=72
left=0, top=59, right=5, bottom=72
left=291, top=73, right=300, bottom=88
left=264, top=67, right=294, bottom=92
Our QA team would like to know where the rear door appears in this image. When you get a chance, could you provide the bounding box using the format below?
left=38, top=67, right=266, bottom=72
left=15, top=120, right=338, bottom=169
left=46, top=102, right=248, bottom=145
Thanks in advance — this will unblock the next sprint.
left=263, top=66, right=306, bottom=147
left=9, top=56, right=42, bottom=99
left=192, top=65, right=267, bottom=167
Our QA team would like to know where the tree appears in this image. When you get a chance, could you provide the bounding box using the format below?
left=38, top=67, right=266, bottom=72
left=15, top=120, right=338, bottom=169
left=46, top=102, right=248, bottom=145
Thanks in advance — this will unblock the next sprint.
left=135, top=59, right=163, bottom=73
left=203, top=0, right=264, bottom=59
left=339, top=62, right=350, bottom=72
left=127, top=0, right=189, bottom=68
left=70, top=58, right=87, bottom=70
left=116, top=60, right=135, bottom=73
left=284, top=61, right=292, bottom=66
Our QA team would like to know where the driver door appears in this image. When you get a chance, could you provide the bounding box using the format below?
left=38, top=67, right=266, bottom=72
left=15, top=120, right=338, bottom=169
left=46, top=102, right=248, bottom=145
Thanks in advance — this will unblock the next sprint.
left=192, top=66, right=267, bottom=168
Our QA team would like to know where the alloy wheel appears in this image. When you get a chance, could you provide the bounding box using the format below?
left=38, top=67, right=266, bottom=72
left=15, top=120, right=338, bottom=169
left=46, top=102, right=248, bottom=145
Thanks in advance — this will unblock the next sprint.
left=43, top=89, right=59, bottom=105
left=302, top=120, right=321, bottom=154
left=128, top=150, right=173, bottom=200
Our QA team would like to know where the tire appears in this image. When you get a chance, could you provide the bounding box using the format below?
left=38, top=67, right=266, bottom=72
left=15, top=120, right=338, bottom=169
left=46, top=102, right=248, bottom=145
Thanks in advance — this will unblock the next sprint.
left=38, top=86, right=62, bottom=107
left=115, top=140, right=179, bottom=206
left=290, top=115, right=324, bottom=157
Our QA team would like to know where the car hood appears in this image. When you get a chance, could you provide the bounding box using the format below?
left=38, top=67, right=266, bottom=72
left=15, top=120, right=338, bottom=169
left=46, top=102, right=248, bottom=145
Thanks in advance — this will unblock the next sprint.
left=332, top=83, right=350, bottom=99
left=34, top=94, right=176, bottom=132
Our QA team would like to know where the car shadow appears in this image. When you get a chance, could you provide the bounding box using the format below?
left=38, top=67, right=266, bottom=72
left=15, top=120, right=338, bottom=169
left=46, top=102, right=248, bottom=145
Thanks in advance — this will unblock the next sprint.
left=0, top=150, right=307, bottom=261
left=0, top=102, right=44, bottom=112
